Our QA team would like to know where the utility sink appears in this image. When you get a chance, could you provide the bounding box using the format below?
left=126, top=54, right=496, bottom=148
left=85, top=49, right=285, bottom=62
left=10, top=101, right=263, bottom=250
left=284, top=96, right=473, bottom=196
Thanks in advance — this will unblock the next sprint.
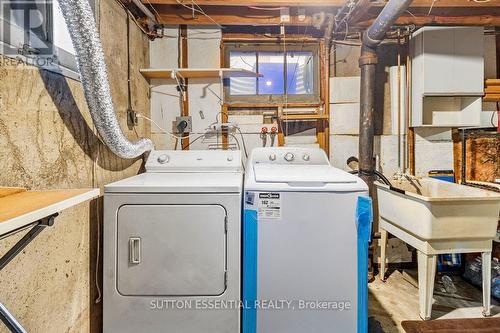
left=376, top=177, right=500, bottom=320
left=376, top=177, right=500, bottom=241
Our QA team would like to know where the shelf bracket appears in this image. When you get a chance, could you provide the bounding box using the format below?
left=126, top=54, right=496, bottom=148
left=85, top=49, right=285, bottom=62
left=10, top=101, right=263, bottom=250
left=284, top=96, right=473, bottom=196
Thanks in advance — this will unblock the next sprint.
left=0, top=213, right=59, bottom=333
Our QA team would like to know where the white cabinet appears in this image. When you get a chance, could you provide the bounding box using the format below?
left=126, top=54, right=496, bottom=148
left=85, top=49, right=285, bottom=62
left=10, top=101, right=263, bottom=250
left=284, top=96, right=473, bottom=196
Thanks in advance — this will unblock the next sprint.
left=411, top=27, right=484, bottom=127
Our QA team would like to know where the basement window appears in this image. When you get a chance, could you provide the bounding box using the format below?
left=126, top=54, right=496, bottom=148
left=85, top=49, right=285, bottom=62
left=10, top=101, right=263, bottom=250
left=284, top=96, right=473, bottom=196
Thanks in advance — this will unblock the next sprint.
left=0, top=0, right=80, bottom=79
left=223, top=42, right=320, bottom=104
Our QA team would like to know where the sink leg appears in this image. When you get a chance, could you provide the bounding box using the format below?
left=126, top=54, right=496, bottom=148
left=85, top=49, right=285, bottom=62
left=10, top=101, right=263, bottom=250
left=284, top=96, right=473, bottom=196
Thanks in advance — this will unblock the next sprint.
left=481, top=251, right=491, bottom=317
left=380, top=229, right=388, bottom=281
left=417, top=251, right=436, bottom=320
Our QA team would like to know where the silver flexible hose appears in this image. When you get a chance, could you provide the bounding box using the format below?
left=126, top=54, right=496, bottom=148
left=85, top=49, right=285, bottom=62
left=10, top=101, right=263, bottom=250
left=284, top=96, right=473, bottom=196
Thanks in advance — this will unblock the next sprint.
left=58, top=0, right=154, bottom=159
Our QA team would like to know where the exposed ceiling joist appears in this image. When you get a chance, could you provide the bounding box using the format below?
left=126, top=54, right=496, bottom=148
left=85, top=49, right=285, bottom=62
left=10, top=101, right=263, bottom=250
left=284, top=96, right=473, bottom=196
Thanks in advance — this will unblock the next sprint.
left=144, top=0, right=499, bottom=8
left=140, top=0, right=500, bottom=28
left=154, top=5, right=333, bottom=25
left=357, top=6, right=500, bottom=26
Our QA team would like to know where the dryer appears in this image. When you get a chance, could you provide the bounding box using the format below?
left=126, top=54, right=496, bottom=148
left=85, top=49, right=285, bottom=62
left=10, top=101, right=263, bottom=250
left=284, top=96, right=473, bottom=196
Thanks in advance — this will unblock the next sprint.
left=242, top=147, right=369, bottom=333
left=104, top=150, right=242, bottom=333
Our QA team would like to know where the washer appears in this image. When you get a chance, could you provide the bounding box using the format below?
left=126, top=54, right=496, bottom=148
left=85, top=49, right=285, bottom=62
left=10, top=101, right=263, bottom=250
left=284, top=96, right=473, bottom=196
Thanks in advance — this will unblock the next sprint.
left=242, top=147, right=368, bottom=333
left=104, top=150, right=242, bottom=333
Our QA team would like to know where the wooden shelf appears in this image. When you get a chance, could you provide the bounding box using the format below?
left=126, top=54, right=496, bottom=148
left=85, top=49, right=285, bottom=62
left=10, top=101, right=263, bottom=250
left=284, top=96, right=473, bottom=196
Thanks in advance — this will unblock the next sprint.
left=484, top=79, right=500, bottom=102
left=140, top=68, right=261, bottom=79
left=280, top=114, right=328, bottom=121
left=0, top=187, right=100, bottom=235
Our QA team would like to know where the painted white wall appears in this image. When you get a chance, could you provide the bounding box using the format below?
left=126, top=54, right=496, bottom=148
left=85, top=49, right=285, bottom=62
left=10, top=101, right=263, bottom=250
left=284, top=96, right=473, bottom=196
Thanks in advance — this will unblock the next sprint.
left=149, top=26, right=277, bottom=158
left=149, top=27, right=180, bottom=149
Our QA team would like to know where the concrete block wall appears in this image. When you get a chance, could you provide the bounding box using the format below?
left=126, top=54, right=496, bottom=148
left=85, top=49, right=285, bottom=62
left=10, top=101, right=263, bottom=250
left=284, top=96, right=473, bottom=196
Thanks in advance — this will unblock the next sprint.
left=0, top=0, right=151, bottom=331
left=330, top=34, right=496, bottom=178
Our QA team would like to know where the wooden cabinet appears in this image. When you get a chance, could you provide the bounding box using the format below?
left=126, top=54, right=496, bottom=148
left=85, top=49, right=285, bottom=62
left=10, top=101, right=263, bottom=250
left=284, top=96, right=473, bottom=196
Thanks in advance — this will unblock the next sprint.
left=411, top=27, right=484, bottom=127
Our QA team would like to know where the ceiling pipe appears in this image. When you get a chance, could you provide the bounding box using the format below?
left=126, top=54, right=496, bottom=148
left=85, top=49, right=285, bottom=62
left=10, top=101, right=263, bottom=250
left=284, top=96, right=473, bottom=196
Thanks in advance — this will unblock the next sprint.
left=59, top=0, right=154, bottom=159
left=130, top=0, right=158, bottom=25
left=358, top=0, right=413, bottom=193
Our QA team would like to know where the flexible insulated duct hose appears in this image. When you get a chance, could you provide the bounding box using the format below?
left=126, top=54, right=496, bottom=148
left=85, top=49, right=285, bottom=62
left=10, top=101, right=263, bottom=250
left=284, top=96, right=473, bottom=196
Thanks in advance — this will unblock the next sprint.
left=58, top=0, right=154, bottom=159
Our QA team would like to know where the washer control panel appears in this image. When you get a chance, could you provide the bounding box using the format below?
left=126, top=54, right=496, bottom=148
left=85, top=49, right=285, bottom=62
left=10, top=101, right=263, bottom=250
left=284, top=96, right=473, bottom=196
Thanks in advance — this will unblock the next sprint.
left=251, top=147, right=329, bottom=166
left=146, top=150, right=242, bottom=172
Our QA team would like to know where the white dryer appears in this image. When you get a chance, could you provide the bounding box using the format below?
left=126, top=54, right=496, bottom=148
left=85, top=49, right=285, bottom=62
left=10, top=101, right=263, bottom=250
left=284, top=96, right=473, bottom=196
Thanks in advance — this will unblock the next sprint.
left=242, top=147, right=369, bottom=333
left=104, top=150, right=242, bottom=333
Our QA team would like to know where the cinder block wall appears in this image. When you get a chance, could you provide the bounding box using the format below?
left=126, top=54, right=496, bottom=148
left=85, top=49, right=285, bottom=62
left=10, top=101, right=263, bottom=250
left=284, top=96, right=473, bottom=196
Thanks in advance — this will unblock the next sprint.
left=329, top=37, right=497, bottom=177
left=0, top=0, right=150, bottom=331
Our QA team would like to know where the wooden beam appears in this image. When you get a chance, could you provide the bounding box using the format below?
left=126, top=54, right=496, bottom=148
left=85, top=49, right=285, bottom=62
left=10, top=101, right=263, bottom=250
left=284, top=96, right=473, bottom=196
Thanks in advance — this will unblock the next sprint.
left=154, top=3, right=499, bottom=27
left=397, top=14, right=500, bottom=26
left=180, top=25, right=190, bottom=150
left=155, top=5, right=333, bottom=25
left=145, top=0, right=499, bottom=8
left=356, top=6, right=500, bottom=27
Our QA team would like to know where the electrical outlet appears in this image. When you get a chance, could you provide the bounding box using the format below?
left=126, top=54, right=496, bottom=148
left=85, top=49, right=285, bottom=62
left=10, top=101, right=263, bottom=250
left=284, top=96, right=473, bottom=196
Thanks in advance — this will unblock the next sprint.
left=172, top=116, right=192, bottom=134
left=127, top=109, right=138, bottom=128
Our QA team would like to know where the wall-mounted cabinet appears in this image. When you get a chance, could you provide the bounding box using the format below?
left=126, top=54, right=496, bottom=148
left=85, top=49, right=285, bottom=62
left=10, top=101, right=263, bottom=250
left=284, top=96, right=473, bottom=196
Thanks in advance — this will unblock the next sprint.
left=410, top=27, right=484, bottom=127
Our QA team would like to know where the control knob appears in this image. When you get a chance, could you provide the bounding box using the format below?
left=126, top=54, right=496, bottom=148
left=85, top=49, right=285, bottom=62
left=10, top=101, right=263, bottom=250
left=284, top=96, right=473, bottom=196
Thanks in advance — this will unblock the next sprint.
left=284, top=152, right=295, bottom=162
left=157, top=154, right=169, bottom=164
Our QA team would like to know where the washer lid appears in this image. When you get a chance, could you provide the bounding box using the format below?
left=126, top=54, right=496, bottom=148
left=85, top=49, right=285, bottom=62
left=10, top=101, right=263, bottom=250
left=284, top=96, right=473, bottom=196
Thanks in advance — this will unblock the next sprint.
left=254, top=164, right=358, bottom=184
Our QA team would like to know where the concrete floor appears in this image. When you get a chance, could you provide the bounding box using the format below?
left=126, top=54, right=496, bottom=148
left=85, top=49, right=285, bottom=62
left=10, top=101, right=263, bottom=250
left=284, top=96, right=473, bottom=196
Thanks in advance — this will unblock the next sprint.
left=368, top=269, right=500, bottom=332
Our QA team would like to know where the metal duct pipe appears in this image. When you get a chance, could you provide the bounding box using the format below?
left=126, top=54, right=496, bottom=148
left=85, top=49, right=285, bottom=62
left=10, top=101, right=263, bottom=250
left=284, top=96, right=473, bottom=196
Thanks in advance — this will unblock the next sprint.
left=359, top=0, right=412, bottom=191
left=58, top=0, right=154, bottom=159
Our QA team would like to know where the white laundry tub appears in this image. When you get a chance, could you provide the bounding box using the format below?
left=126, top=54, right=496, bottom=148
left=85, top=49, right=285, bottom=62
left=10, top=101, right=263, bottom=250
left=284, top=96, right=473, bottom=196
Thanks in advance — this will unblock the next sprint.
left=376, top=177, right=500, bottom=241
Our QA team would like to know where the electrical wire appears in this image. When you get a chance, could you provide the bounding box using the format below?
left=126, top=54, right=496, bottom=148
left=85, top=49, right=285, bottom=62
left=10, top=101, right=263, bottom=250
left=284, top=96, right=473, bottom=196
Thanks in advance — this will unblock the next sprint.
left=175, top=0, right=223, bottom=29
left=247, top=6, right=286, bottom=11
left=427, top=0, right=437, bottom=16
left=236, top=127, right=249, bottom=158
left=182, top=133, right=206, bottom=149
left=143, top=0, right=162, bottom=21
left=113, top=0, right=152, bottom=37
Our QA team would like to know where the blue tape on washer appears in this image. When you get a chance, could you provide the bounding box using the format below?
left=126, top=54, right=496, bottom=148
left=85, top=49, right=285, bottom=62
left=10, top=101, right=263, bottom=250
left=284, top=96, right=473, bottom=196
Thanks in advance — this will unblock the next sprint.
left=242, top=209, right=258, bottom=333
left=356, top=196, right=373, bottom=333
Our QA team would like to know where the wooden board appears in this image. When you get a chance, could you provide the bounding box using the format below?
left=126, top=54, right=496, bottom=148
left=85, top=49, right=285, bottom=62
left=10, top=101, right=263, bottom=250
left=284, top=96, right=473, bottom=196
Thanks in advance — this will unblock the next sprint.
left=140, top=68, right=261, bottom=79
left=0, top=187, right=100, bottom=235
left=0, top=187, right=26, bottom=198
left=280, top=114, right=328, bottom=120
left=486, top=79, right=500, bottom=86
left=484, top=93, right=500, bottom=102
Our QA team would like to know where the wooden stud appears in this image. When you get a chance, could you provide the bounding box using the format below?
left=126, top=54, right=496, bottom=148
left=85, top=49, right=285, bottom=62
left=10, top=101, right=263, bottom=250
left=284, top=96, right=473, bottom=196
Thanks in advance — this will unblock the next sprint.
left=408, top=127, right=415, bottom=175
left=180, top=25, right=190, bottom=150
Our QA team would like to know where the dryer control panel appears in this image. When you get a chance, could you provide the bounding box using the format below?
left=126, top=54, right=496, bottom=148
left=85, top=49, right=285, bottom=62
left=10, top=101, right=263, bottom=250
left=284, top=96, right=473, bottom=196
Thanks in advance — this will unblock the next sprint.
left=250, top=147, right=330, bottom=166
left=146, top=150, right=242, bottom=173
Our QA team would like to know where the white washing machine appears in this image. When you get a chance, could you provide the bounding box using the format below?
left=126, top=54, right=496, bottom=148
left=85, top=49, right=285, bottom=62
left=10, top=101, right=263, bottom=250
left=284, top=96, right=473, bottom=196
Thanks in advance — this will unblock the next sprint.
left=242, top=147, right=369, bottom=333
left=104, top=150, right=242, bottom=333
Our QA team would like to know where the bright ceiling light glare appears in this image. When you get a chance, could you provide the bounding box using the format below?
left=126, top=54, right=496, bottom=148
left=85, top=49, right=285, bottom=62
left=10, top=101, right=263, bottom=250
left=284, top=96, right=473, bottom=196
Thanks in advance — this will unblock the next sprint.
left=265, top=80, right=272, bottom=86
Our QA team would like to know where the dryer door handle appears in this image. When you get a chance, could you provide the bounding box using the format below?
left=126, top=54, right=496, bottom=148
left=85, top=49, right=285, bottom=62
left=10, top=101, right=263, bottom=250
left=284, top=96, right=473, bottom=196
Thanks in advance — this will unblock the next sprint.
left=129, top=237, right=142, bottom=264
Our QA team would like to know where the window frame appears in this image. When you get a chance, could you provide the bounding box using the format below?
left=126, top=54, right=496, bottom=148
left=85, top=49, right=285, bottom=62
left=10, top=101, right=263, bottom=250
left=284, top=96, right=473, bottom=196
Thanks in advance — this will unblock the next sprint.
left=0, top=0, right=83, bottom=80
left=223, top=41, right=321, bottom=105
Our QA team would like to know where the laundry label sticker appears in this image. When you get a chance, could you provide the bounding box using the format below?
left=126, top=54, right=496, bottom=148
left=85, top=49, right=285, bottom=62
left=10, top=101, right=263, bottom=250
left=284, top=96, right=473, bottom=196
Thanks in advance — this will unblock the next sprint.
left=258, top=193, right=281, bottom=220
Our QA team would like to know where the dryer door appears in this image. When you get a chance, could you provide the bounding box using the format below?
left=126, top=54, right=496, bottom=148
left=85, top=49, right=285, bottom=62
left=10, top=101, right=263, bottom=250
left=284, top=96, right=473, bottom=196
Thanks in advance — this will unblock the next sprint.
left=116, top=204, right=227, bottom=296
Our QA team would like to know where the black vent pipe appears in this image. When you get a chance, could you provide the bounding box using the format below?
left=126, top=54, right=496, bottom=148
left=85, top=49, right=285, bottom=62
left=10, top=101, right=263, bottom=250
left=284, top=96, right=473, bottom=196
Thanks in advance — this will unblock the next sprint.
left=359, top=0, right=413, bottom=193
